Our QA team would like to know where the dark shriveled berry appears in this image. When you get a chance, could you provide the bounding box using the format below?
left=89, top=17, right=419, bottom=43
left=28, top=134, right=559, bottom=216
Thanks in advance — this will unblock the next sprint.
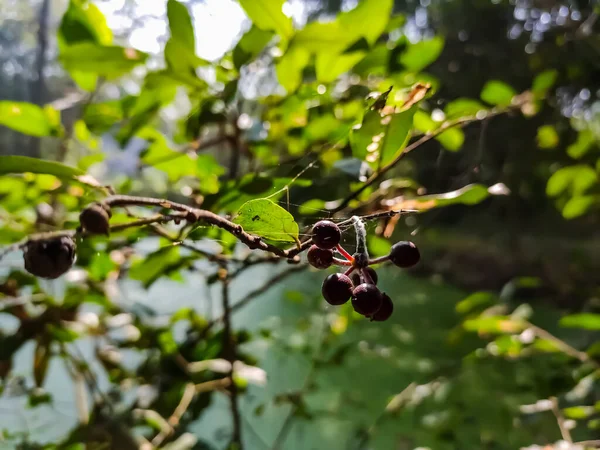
left=23, top=236, right=76, bottom=279
left=389, top=241, right=420, bottom=268
left=307, top=245, right=334, bottom=269
left=371, top=293, right=393, bottom=322
left=321, top=273, right=353, bottom=306
left=80, top=203, right=112, bottom=236
left=351, top=283, right=382, bottom=316
left=311, top=220, right=341, bottom=250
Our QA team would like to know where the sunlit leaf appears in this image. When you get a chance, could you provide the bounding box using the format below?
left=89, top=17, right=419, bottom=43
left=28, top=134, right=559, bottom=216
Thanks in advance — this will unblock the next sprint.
left=234, top=198, right=299, bottom=243
left=239, top=0, right=293, bottom=39
left=567, top=130, right=596, bottom=159
left=563, top=406, right=595, bottom=419
left=167, top=0, right=195, bottom=51
left=480, top=80, right=516, bottom=107
left=456, top=292, right=496, bottom=314
left=60, top=43, right=148, bottom=79
left=0, top=156, right=85, bottom=179
left=463, top=316, right=526, bottom=334
left=546, top=165, right=597, bottom=197
left=562, top=196, right=595, bottom=219
left=536, top=125, right=559, bottom=149
left=445, top=98, right=487, bottom=119
left=0, top=102, right=61, bottom=137
left=532, top=69, right=558, bottom=97
left=276, top=45, right=311, bottom=92
left=338, top=0, right=393, bottom=45
left=233, top=25, right=274, bottom=69
left=560, top=313, right=600, bottom=330
left=399, top=37, right=444, bottom=72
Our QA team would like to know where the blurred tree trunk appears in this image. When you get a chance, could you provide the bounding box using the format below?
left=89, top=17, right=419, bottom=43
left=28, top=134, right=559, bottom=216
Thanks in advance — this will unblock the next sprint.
left=29, top=0, right=50, bottom=158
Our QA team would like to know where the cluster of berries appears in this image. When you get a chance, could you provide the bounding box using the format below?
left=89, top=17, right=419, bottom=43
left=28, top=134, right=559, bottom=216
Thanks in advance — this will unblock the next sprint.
left=307, top=219, right=420, bottom=322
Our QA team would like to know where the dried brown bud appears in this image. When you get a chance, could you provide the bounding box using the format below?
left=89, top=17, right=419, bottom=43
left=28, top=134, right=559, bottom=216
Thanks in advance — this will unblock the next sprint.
left=79, top=203, right=111, bottom=235
left=23, top=235, right=76, bottom=279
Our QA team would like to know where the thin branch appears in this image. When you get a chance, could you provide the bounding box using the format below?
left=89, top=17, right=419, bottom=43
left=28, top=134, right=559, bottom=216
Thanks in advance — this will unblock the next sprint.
left=220, top=268, right=244, bottom=449
left=527, top=323, right=593, bottom=365
left=151, top=382, right=196, bottom=448
left=550, top=396, right=573, bottom=443
left=333, top=105, right=518, bottom=213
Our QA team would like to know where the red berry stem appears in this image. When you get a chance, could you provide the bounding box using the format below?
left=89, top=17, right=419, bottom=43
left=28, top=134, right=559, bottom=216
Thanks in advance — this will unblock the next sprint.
left=360, top=268, right=375, bottom=285
left=336, top=244, right=354, bottom=262
left=333, top=257, right=353, bottom=266
left=368, top=255, right=390, bottom=265
left=343, top=266, right=356, bottom=277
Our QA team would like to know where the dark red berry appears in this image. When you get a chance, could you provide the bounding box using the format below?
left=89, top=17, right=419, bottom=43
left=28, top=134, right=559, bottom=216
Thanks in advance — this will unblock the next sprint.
left=351, top=267, right=378, bottom=286
left=311, top=220, right=341, bottom=250
left=371, top=293, right=393, bottom=321
left=389, top=241, right=420, bottom=268
left=307, top=245, right=334, bottom=269
left=351, top=283, right=382, bottom=316
left=23, top=236, right=76, bottom=279
left=321, top=273, right=353, bottom=306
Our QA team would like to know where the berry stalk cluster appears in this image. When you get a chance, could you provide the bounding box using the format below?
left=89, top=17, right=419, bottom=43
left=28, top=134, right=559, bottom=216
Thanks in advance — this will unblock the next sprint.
left=308, top=218, right=420, bottom=322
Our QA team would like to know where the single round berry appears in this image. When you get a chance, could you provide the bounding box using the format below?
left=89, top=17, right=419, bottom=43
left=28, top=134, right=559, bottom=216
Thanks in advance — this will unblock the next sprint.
left=23, top=236, right=76, bottom=279
left=307, top=245, right=334, bottom=269
left=80, top=203, right=111, bottom=236
left=321, top=273, right=353, bottom=306
left=389, top=241, right=420, bottom=268
left=351, top=267, right=378, bottom=286
left=351, top=283, right=382, bottom=316
left=311, top=220, right=341, bottom=250
left=371, top=293, right=393, bottom=322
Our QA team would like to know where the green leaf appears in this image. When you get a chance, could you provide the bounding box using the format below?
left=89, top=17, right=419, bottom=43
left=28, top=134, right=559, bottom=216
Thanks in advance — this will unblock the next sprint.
left=33, top=341, right=50, bottom=388
left=437, top=127, right=465, bottom=151
left=379, top=107, right=417, bottom=166
left=0, top=156, right=85, bottom=179
left=58, top=0, right=112, bottom=46
left=567, top=130, right=596, bottom=159
left=562, top=196, right=595, bottom=219
left=480, top=80, right=516, bottom=107
left=444, top=98, right=487, bottom=119
left=239, top=0, right=293, bottom=39
left=0, top=102, right=61, bottom=137
left=532, top=69, right=558, bottom=97
left=456, top=292, right=496, bottom=314
left=560, top=313, right=600, bottom=330
left=463, top=316, right=526, bottom=334
left=276, top=45, right=311, bottom=92
left=563, top=406, right=595, bottom=420
left=60, top=43, right=148, bottom=79
left=130, top=246, right=182, bottom=289
left=399, top=37, right=444, bottom=72
left=196, top=154, right=226, bottom=194
left=233, top=199, right=299, bottom=243
left=338, top=0, right=393, bottom=45
left=233, top=25, right=274, bottom=69
left=167, top=0, right=195, bottom=51
left=367, top=235, right=392, bottom=257
left=315, top=50, right=367, bottom=83
left=546, top=165, right=597, bottom=197
left=537, top=125, right=559, bottom=149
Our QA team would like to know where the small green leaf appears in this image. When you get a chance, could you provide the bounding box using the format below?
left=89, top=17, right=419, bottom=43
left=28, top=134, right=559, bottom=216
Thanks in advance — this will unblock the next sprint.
left=130, top=246, right=182, bottom=288
left=416, top=184, right=492, bottom=209
left=563, top=406, right=595, bottom=419
left=532, top=69, right=558, bottom=96
left=560, top=313, right=600, bottom=330
left=546, top=165, right=597, bottom=197
left=0, top=156, right=84, bottom=178
left=480, top=80, right=516, bottom=107
left=233, top=25, right=274, bottom=69
left=562, top=196, right=595, bottom=219
left=456, top=292, right=496, bottom=314
left=234, top=199, right=299, bottom=243
left=0, top=102, right=61, bottom=137
left=379, top=107, right=416, bottom=166
left=239, top=0, right=293, bottom=39
left=338, top=0, right=393, bottom=45
left=367, top=235, right=392, bottom=257
left=60, top=43, right=148, bottom=79
left=537, top=125, right=559, bottom=149
left=463, top=316, right=526, bottom=334
left=444, top=98, right=486, bottom=119
left=167, top=0, right=195, bottom=52
left=58, top=0, right=113, bottom=46
left=567, top=130, right=596, bottom=159
left=276, top=45, right=311, bottom=92
left=399, top=37, right=444, bottom=72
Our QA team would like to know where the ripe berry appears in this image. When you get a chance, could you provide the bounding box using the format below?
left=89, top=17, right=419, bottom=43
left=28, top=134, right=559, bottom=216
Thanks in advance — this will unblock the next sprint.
left=371, top=293, right=393, bottom=322
left=307, top=245, right=334, bottom=269
left=351, top=267, right=378, bottom=286
left=311, top=220, right=341, bottom=250
left=351, top=283, right=382, bottom=316
left=80, top=203, right=111, bottom=236
left=321, top=273, right=353, bottom=306
left=389, top=241, right=420, bottom=268
left=23, top=236, right=76, bottom=279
